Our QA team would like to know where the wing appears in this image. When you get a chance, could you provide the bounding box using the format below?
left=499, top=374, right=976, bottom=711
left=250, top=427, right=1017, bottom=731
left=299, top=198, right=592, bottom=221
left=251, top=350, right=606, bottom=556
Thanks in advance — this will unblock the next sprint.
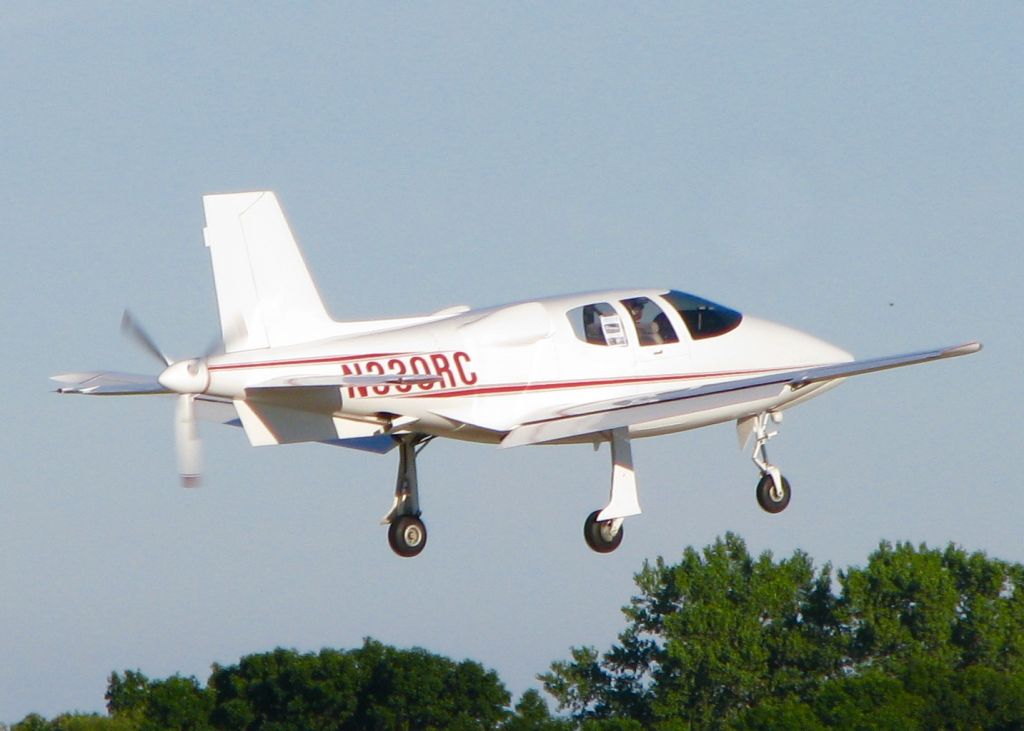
left=51, top=371, right=169, bottom=395
left=501, top=341, right=981, bottom=447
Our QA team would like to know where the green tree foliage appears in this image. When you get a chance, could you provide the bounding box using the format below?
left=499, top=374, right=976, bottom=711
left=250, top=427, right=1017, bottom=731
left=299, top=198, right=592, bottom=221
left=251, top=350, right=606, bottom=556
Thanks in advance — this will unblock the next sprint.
left=544, top=533, right=841, bottom=728
left=105, top=669, right=211, bottom=731
left=16, top=640, right=515, bottom=731
left=205, top=639, right=510, bottom=730
left=544, top=533, right=1024, bottom=730
left=501, top=690, right=572, bottom=731
left=11, top=716, right=50, bottom=731
left=841, top=541, right=1024, bottom=674
left=15, top=537, right=1024, bottom=730
left=105, top=671, right=150, bottom=717
left=11, top=712, right=138, bottom=731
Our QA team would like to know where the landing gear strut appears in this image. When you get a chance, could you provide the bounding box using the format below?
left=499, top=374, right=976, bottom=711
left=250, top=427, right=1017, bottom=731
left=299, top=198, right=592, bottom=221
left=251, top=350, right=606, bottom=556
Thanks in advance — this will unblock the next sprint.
left=748, top=412, right=791, bottom=513
left=583, top=428, right=641, bottom=554
left=382, top=434, right=432, bottom=557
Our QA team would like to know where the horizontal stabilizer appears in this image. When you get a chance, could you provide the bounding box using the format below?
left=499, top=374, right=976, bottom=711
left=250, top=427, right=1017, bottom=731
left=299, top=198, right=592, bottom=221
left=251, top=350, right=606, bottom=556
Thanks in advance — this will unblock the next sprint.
left=51, top=372, right=169, bottom=396
left=502, top=341, right=982, bottom=447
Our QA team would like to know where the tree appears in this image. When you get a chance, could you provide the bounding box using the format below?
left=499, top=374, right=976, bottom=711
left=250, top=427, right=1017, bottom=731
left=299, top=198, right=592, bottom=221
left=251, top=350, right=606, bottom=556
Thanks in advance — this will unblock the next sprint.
left=206, top=638, right=510, bottom=730
left=11, top=713, right=137, bottom=731
left=544, top=534, right=1024, bottom=730
left=105, top=670, right=210, bottom=731
left=840, top=541, right=1024, bottom=674
left=11, top=716, right=51, bottom=731
left=544, top=533, right=841, bottom=728
left=106, top=671, right=150, bottom=718
left=140, top=676, right=212, bottom=731
left=16, top=640, right=513, bottom=731
left=500, top=690, right=572, bottom=731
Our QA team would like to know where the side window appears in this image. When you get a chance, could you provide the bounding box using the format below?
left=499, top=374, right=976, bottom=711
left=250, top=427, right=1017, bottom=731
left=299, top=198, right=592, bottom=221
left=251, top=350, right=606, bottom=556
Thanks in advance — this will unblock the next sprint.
left=567, top=303, right=627, bottom=346
left=662, top=290, right=743, bottom=340
left=621, top=297, right=679, bottom=346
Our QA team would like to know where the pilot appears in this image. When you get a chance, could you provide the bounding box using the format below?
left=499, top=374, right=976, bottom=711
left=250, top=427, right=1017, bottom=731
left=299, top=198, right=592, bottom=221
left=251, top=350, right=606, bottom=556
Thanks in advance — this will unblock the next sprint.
left=583, top=305, right=605, bottom=345
left=626, top=299, right=662, bottom=345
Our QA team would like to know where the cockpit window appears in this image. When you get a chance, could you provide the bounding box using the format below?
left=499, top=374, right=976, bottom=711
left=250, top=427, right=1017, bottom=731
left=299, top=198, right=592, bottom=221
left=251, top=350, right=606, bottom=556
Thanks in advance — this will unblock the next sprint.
left=621, top=297, right=679, bottom=346
left=567, top=302, right=627, bottom=346
left=662, top=290, right=743, bottom=340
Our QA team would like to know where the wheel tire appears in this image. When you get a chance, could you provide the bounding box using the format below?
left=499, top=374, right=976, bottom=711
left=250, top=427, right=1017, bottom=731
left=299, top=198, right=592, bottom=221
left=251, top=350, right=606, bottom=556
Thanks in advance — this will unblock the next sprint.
left=583, top=510, right=624, bottom=554
left=388, top=515, right=428, bottom=557
left=756, top=473, right=791, bottom=514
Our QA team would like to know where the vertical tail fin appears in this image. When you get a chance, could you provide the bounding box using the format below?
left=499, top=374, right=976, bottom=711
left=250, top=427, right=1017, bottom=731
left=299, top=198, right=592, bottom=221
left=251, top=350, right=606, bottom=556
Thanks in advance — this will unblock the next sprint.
left=202, top=191, right=336, bottom=351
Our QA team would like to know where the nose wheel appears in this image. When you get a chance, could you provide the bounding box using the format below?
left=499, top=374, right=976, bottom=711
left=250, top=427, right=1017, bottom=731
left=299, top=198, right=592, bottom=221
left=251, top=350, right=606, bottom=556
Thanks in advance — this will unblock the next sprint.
left=756, top=472, right=791, bottom=513
left=748, top=412, right=792, bottom=514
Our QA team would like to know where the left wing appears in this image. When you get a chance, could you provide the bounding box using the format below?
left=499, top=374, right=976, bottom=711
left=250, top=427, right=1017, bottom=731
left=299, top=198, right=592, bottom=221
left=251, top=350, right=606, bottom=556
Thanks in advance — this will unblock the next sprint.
left=501, top=341, right=981, bottom=447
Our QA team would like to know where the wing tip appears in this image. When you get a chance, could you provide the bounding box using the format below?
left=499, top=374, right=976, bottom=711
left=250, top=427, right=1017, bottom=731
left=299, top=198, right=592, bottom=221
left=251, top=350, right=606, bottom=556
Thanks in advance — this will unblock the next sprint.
left=945, top=341, right=983, bottom=358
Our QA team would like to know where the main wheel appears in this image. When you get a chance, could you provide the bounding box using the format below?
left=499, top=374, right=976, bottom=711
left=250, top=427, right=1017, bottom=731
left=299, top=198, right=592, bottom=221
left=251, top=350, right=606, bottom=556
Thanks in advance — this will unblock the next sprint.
left=756, top=473, right=791, bottom=514
left=584, top=510, right=623, bottom=554
left=388, top=515, right=428, bottom=557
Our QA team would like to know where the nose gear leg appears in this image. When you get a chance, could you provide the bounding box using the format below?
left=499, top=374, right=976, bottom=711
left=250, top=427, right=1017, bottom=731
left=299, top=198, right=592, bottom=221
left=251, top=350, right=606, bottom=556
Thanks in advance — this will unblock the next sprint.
left=749, top=412, right=791, bottom=513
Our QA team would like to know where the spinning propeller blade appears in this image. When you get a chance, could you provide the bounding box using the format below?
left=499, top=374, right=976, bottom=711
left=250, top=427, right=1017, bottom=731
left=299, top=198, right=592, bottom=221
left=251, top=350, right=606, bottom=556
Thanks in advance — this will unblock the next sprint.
left=120, top=310, right=208, bottom=485
left=121, top=310, right=172, bottom=367
left=174, top=394, right=202, bottom=487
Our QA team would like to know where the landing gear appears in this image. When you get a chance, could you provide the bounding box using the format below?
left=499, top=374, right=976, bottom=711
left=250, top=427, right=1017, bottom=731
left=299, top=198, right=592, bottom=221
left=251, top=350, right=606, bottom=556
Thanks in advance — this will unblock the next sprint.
left=584, top=510, right=623, bottom=553
left=382, top=434, right=432, bottom=558
left=756, top=472, right=791, bottom=513
left=747, top=412, right=792, bottom=514
left=388, top=515, right=427, bottom=557
left=583, top=428, right=641, bottom=554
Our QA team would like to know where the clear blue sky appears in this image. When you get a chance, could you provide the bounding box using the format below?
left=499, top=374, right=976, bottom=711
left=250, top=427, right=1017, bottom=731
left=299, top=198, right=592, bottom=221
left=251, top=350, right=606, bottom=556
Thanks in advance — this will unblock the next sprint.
left=2, top=3, right=1021, bottom=721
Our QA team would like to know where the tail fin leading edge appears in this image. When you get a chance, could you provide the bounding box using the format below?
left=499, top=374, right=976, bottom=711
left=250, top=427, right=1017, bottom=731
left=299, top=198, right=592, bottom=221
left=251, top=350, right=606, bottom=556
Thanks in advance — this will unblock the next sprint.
left=203, top=191, right=335, bottom=352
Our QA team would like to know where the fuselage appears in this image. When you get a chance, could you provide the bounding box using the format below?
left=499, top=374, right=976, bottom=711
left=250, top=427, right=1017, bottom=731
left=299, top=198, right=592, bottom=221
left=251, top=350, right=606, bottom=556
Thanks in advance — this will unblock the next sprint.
left=173, top=288, right=853, bottom=445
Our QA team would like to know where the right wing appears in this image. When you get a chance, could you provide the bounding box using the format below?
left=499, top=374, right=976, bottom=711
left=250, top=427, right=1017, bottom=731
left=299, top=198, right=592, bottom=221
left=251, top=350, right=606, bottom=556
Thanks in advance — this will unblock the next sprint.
left=501, top=341, right=981, bottom=447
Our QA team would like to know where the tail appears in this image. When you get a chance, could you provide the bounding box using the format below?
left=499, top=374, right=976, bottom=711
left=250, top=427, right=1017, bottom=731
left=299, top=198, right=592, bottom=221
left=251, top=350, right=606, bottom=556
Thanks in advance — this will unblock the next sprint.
left=202, top=191, right=336, bottom=351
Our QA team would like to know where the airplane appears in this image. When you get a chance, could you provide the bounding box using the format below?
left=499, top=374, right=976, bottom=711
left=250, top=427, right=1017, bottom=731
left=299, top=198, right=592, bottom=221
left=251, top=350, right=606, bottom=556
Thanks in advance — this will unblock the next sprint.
left=53, top=191, right=982, bottom=557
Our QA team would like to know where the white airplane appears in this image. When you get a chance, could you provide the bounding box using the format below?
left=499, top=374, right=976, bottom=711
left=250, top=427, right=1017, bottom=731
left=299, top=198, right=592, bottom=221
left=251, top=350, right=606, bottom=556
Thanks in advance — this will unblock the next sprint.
left=54, top=192, right=981, bottom=557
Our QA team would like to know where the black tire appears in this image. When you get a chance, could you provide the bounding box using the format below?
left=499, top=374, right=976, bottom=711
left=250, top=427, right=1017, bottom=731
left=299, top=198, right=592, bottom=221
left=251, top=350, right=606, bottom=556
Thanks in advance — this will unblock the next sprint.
left=388, top=515, right=428, bottom=557
left=756, top=473, right=791, bottom=514
left=583, top=510, right=624, bottom=553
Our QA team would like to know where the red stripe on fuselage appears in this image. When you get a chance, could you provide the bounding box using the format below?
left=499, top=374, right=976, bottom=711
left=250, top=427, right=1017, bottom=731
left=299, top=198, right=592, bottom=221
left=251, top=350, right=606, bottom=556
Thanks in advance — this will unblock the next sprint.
left=208, top=353, right=406, bottom=372
left=208, top=351, right=794, bottom=401
left=402, top=367, right=789, bottom=399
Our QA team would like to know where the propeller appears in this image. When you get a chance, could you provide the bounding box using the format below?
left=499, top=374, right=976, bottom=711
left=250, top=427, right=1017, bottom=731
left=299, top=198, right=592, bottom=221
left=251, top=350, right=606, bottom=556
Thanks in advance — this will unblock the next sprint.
left=120, top=309, right=214, bottom=487
left=121, top=310, right=172, bottom=367
left=174, top=394, right=202, bottom=488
